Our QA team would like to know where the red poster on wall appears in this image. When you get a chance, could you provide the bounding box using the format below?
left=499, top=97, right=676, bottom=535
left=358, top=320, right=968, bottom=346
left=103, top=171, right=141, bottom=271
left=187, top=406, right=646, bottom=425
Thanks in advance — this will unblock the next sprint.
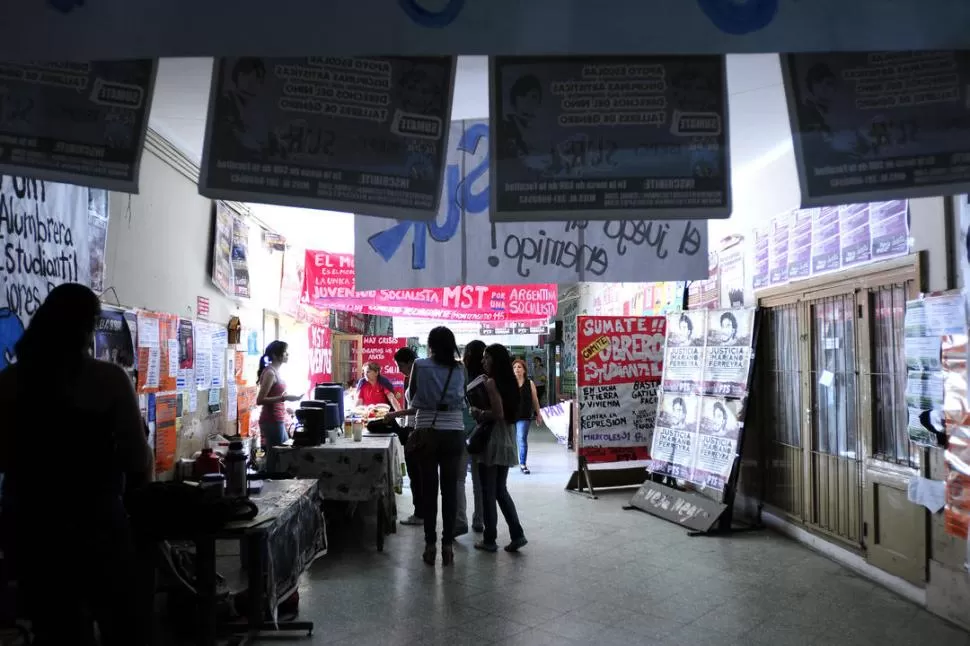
left=308, top=324, right=332, bottom=388
left=362, top=336, right=408, bottom=390
left=576, top=316, right=666, bottom=464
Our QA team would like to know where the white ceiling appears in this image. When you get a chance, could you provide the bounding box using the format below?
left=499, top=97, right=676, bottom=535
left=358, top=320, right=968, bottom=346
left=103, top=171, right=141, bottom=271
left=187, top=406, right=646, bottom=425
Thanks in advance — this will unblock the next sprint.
left=148, top=55, right=798, bottom=249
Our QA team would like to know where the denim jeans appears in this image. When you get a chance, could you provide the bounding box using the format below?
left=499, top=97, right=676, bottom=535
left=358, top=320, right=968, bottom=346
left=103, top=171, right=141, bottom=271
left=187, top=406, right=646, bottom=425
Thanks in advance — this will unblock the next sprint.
left=414, top=429, right=465, bottom=545
left=260, top=420, right=288, bottom=447
left=399, top=427, right=423, bottom=518
left=478, top=463, right=525, bottom=545
left=515, top=419, right=531, bottom=465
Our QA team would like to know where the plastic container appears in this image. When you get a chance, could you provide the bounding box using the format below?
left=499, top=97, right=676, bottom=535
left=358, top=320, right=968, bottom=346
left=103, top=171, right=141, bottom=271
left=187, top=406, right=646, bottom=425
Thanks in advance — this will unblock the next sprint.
left=193, top=448, right=222, bottom=480
left=224, top=441, right=248, bottom=498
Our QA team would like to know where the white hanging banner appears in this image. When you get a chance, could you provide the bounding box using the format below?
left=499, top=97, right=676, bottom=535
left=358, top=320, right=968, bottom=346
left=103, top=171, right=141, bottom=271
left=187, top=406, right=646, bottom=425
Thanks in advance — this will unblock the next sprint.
left=355, top=119, right=708, bottom=290
left=0, top=60, right=156, bottom=193
left=200, top=56, right=456, bottom=221
left=489, top=55, right=731, bottom=222
left=8, top=1, right=970, bottom=61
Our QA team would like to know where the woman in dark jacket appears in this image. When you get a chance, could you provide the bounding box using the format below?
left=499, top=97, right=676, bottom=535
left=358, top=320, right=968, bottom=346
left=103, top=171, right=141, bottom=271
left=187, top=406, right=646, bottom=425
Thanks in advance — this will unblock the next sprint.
left=462, top=341, right=488, bottom=533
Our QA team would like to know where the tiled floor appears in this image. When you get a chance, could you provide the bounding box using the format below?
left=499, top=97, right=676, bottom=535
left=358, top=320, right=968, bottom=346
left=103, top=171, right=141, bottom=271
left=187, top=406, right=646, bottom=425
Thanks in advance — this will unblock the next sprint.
left=260, top=433, right=970, bottom=646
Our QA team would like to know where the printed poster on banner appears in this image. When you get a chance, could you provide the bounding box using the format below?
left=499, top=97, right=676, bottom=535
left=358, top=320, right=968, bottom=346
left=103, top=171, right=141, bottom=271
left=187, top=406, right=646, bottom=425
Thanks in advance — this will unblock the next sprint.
left=782, top=51, right=970, bottom=206
left=303, top=249, right=558, bottom=321
left=362, top=336, right=407, bottom=390
left=0, top=60, right=156, bottom=193
left=719, top=237, right=745, bottom=308
left=870, top=200, right=910, bottom=259
left=0, top=179, right=91, bottom=370
left=839, top=203, right=871, bottom=268
left=353, top=118, right=708, bottom=291
left=811, top=206, right=841, bottom=274
left=576, top=315, right=665, bottom=464
left=787, top=208, right=814, bottom=281
left=650, top=392, right=699, bottom=480
left=200, top=56, right=456, bottom=221
left=662, top=311, right=706, bottom=395
left=692, top=397, right=742, bottom=490
left=488, top=56, right=731, bottom=222
left=703, top=309, right=754, bottom=398
left=308, top=324, right=332, bottom=388
left=768, top=211, right=790, bottom=286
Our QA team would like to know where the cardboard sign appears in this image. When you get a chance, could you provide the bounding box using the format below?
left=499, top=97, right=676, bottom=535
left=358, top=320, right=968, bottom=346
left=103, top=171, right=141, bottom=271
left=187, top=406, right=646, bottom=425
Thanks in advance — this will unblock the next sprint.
left=362, top=336, right=408, bottom=390
left=628, top=479, right=726, bottom=532
left=200, top=56, right=455, bottom=221
left=489, top=55, right=730, bottom=222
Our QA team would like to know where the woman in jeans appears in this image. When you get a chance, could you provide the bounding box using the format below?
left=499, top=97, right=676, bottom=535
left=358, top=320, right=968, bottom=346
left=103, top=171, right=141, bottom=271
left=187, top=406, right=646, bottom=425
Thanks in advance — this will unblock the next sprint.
left=461, top=340, right=488, bottom=534
left=256, top=341, right=302, bottom=447
left=407, top=326, right=466, bottom=566
left=512, top=359, right=542, bottom=474
left=471, top=344, right=528, bottom=553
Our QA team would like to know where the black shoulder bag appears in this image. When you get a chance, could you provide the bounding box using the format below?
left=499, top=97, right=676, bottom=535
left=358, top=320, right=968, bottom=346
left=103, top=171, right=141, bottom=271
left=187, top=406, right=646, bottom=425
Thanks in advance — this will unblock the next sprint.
left=404, top=364, right=455, bottom=457
left=466, top=380, right=494, bottom=455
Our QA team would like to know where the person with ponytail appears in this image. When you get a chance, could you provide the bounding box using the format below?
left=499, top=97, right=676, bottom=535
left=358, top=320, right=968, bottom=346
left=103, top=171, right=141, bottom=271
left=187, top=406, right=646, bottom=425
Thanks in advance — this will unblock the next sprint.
left=256, top=341, right=301, bottom=447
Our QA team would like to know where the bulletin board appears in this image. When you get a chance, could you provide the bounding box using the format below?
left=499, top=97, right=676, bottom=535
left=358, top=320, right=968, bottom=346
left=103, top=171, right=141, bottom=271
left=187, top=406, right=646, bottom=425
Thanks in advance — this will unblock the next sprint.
left=136, top=310, right=178, bottom=394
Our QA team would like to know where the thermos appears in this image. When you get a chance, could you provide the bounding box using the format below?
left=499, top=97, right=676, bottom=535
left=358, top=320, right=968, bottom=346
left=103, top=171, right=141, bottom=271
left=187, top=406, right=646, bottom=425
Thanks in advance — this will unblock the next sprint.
left=225, top=441, right=248, bottom=498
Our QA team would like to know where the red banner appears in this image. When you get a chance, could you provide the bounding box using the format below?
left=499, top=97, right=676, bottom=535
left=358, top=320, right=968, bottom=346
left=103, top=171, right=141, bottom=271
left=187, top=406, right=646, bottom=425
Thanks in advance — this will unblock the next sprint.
left=304, top=250, right=557, bottom=321
left=362, top=336, right=408, bottom=390
left=577, top=316, right=666, bottom=464
left=308, top=324, right=332, bottom=387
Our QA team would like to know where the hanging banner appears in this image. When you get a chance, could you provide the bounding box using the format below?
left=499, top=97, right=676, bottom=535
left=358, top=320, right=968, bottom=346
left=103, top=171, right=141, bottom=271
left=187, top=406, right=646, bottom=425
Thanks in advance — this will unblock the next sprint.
left=308, top=324, right=333, bottom=387
left=362, top=335, right=408, bottom=389
left=0, top=178, right=91, bottom=370
left=783, top=50, right=970, bottom=206
left=0, top=60, right=155, bottom=192
left=279, top=246, right=306, bottom=318
left=576, top=315, right=665, bottom=463
left=489, top=55, right=730, bottom=222
left=211, top=202, right=235, bottom=297
left=305, top=249, right=557, bottom=321
left=354, top=119, right=708, bottom=290
left=200, top=56, right=456, bottom=221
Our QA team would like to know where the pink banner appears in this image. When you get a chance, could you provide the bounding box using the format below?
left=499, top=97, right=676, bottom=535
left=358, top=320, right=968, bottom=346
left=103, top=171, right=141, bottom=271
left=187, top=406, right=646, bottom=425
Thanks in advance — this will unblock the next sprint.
left=362, top=336, right=408, bottom=390
left=304, top=250, right=558, bottom=321
left=308, top=324, right=332, bottom=388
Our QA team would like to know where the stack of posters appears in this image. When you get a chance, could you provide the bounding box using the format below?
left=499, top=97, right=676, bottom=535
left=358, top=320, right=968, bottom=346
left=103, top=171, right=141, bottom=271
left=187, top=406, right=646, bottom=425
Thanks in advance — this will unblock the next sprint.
left=650, top=308, right=756, bottom=496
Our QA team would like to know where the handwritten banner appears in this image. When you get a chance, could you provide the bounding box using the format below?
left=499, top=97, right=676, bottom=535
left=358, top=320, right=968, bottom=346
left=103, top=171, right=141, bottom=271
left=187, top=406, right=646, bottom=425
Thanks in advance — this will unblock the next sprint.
left=308, top=323, right=332, bottom=388
left=304, top=249, right=557, bottom=321
left=354, top=119, right=708, bottom=290
left=577, top=315, right=665, bottom=463
left=540, top=401, right=571, bottom=445
left=362, top=335, right=407, bottom=390
left=200, top=56, right=455, bottom=221
left=489, top=55, right=730, bottom=222
left=783, top=51, right=970, bottom=206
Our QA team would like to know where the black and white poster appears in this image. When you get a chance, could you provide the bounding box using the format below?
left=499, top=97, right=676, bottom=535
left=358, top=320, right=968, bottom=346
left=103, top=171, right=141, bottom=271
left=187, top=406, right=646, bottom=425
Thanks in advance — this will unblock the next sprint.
left=783, top=50, right=970, bottom=206
left=489, top=55, right=730, bottom=222
left=650, top=392, right=699, bottom=479
left=94, top=306, right=136, bottom=382
left=200, top=56, right=456, bottom=220
left=691, top=397, right=742, bottom=490
left=0, top=60, right=155, bottom=193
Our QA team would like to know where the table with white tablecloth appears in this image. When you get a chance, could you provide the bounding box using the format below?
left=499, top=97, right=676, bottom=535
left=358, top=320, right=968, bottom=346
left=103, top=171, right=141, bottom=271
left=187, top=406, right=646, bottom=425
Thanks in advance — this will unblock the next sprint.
left=266, top=434, right=404, bottom=550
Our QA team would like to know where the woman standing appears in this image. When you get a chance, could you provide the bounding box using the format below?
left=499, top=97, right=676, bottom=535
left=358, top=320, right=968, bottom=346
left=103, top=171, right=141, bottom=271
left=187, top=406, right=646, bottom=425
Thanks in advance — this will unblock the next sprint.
left=461, top=341, right=488, bottom=534
left=471, top=344, right=528, bottom=553
left=407, top=326, right=466, bottom=566
left=0, top=284, right=153, bottom=645
left=512, top=359, right=543, bottom=474
left=256, top=341, right=302, bottom=447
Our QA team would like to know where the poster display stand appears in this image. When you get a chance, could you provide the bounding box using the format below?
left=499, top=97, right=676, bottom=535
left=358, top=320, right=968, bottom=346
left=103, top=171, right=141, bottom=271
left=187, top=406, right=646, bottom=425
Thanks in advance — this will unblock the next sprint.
left=626, top=308, right=762, bottom=535
left=566, top=316, right=665, bottom=499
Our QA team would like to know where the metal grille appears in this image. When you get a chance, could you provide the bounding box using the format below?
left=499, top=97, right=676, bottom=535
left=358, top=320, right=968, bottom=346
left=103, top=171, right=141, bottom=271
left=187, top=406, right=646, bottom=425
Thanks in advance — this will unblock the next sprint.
left=760, top=303, right=804, bottom=518
left=870, top=283, right=918, bottom=469
left=809, top=293, right=863, bottom=545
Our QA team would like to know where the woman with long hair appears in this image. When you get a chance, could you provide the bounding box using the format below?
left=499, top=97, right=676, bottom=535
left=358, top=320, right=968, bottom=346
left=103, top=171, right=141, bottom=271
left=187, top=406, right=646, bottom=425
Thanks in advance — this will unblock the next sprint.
left=460, top=340, right=487, bottom=534
left=470, top=343, right=527, bottom=553
left=406, top=326, right=466, bottom=566
left=0, top=283, right=153, bottom=645
left=256, top=341, right=301, bottom=447
left=512, top=358, right=542, bottom=474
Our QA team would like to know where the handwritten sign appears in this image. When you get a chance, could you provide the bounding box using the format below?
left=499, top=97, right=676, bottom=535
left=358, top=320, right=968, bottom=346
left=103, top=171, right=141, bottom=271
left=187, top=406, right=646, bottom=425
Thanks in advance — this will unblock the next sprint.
left=577, top=315, right=665, bottom=463
left=362, top=335, right=408, bottom=390
left=200, top=56, right=455, bottom=221
left=783, top=51, right=970, bottom=206
left=489, top=55, right=730, bottom=222
left=628, top=479, right=725, bottom=532
left=539, top=401, right=571, bottom=444
left=308, top=324, right=332, bottom=388
left=354, top=119, right=708, bottom=290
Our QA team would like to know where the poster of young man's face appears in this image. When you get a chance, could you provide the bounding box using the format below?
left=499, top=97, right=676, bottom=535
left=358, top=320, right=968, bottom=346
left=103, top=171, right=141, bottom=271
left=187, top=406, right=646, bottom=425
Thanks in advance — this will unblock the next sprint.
left=699, top=397, right=741, bottom=440
left=666, top=311, right=706, bottom=348
left=706, top=309, right=752, bottom=347
left=659, top=392, right=698, bottom=431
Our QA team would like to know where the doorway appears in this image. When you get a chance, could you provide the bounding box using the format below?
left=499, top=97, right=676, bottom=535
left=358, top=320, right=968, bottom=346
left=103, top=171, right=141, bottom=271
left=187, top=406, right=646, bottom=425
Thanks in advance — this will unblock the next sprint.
left=331, top=333, right=362, bottom=387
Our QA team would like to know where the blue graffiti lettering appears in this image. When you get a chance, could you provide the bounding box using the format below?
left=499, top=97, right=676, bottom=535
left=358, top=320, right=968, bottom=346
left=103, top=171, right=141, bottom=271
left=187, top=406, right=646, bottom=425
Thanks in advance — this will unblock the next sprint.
left=398, top=0, right=466, bottom=27
left=696, top=0, right=778, bottom=35
left=48, top=0, right=84, bottom=13
left=0, top=308, right=24, bottom=369
left=368, top=122, right=490, bottom=270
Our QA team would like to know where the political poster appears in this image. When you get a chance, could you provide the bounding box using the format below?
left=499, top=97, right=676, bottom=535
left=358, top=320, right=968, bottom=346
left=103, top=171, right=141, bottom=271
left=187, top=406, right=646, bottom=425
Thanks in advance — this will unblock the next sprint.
left=703, top=309, right=754, bottom=397
left=783, top=50, right=970, bottom=206
left=353, top=118, right=709, bottom=291
left=362, top=335, right=408, bottom=390
left=304, top=249, right=558, bottom=322
left=489, top=55, right=730, bottom=222
left=650, top=392, right=699, bottom=479
left=811, top=206, right=841, bottom=275
left=751, top=224, right=770, bottom=290
left=308, top=324, right=332, bottom=388
left=692, top=397, right=742, bottom=490
left=839, top=203, right=871, bottom=268
left=576, top=315, right=665, bottom=463
left=787, top=208, right=814, bottom=281
left=768, top=211, right=790, bottom=286
left=178, top=319, right=194, bottom=369
left=200, top=56, right=456, bottom=221
left=0, top=60, right=155, bottom=192
left=0, top=178, right=92, bottom=370
left=94, top=306, right=136, bottom=382
left=869, top=200, right=910, bottom=259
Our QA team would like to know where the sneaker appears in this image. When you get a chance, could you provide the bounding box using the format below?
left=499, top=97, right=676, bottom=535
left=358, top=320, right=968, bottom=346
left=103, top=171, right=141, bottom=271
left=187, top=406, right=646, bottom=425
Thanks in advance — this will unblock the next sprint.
left=474, top=541, right=499, bottom=552
left=401, top=514, right=423, bottom=526
left=505, top=537, right=528, bottom=552
left=520, top=465, right=531, bottom=474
